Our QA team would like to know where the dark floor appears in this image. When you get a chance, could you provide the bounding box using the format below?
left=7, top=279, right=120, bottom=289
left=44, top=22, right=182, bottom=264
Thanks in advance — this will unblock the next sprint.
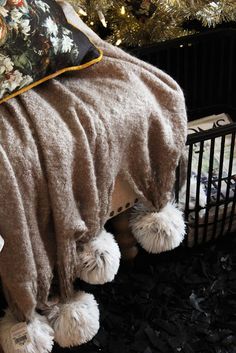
left=52, top=233, right=236, bottom=353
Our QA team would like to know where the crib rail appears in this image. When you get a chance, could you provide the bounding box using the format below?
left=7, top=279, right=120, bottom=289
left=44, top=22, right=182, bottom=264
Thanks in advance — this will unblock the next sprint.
left=180, top=123, right=236, bottom=246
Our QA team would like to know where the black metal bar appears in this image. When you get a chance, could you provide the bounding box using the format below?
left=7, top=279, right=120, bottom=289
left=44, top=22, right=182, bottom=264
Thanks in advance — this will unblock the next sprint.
left=227, top=138, right=236, bottom=234
left=187, top=123, right=236, bottom=145
left=193, top=140, right=205, bottom=246
left=212, top=135, right=226, bottom=239
left=219, top=132, right=236, bottom=237
left=185, top=144, right=193, bottom=246
left=202, top=138, right=215, bottom=242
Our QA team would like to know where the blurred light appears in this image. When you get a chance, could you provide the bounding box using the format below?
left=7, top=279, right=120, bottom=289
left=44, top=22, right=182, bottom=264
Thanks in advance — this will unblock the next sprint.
left=116, top=39, right=122, bottom=46
left=121, top=6, right=125, bottom=15
left=98, top=10, right=107, bottom=27
left=78, top=8, right=87, bottom=16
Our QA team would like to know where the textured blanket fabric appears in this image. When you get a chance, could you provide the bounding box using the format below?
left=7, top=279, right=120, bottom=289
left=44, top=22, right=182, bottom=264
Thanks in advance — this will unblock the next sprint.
left=0, top=3, right=187, bottom=322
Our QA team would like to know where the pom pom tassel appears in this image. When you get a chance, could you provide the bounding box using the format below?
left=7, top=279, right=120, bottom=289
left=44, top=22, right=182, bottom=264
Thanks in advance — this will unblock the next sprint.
left=129, top=202, right=185, bottom=253
left=48, top=291, right=99, bottom=348
left=0, top=310, right=54, bottom=353
left=77, top=229, right=121, bottom=285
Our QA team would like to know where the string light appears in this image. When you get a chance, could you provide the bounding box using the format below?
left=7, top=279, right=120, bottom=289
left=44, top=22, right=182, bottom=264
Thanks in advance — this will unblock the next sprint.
left=69, top=0, right=236, bottom=47
left=121, top=6, right=125, bottom=15
left=78, top=8, right=87, bottom=16
left=115, top=39, right=122, bottom=46
left=98, top=10, right=107, bottom=27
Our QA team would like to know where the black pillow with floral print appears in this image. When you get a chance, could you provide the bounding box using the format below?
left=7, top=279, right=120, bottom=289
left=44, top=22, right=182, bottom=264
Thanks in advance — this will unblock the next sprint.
left=0, top=0, right=102, bottom=103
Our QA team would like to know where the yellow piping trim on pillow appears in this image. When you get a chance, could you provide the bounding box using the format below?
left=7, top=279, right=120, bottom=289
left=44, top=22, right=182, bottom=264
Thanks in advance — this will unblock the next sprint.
left=0, top=48, right=103, bottom=105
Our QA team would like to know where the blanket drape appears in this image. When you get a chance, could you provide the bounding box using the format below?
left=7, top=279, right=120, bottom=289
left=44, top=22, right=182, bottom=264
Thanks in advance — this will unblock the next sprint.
left=0, top=4, right=187, bottom=321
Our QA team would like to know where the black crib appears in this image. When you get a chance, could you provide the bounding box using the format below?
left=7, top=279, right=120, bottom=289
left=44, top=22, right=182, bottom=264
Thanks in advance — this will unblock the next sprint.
left=131, top=28, right=236, bottom=246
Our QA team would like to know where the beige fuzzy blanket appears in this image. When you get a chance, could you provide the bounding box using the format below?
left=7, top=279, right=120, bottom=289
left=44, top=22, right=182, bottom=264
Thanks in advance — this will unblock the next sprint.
left=0, top=3, right=187, bottom=321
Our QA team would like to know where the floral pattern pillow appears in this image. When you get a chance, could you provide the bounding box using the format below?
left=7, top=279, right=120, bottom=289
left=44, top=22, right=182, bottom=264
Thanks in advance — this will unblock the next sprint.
left=0, top=0, right=102, bottom=103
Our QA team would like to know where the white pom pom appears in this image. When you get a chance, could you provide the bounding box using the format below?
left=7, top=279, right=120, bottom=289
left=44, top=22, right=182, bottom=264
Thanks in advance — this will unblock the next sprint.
left=129, top=202, right=185, bottom=253
left=77, top=229, right=121, bottom=284
left=0, top=310, right=54, bottom=353
left=49, top=291, right=99, bottom=348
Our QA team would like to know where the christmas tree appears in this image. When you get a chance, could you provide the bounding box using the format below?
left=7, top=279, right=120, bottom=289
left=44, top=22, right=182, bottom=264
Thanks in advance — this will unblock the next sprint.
left=69, top=0, right=236, bottom=46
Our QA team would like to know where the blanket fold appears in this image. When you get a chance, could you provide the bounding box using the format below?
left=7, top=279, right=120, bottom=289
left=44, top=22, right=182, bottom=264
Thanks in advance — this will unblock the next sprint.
left=0, top=7, right=187, bottom=320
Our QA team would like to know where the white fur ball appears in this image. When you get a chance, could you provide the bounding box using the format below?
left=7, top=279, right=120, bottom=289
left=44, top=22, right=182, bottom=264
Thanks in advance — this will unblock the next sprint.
left=77, top=229, right=121, bottom=285
left=129, top=202, right=185, bottom=253
left=0, top=310, right=54, bottom=353
left=49, top=291, right=99, bottom=348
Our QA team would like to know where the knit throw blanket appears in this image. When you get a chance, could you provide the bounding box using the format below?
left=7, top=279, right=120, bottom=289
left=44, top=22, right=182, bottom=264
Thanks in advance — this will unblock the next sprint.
left=0, top=5, right=187, bottom=321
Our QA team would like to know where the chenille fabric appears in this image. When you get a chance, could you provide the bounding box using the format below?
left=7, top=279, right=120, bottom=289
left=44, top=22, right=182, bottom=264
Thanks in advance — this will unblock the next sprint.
left=0, top=2, right=187, bottom=321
